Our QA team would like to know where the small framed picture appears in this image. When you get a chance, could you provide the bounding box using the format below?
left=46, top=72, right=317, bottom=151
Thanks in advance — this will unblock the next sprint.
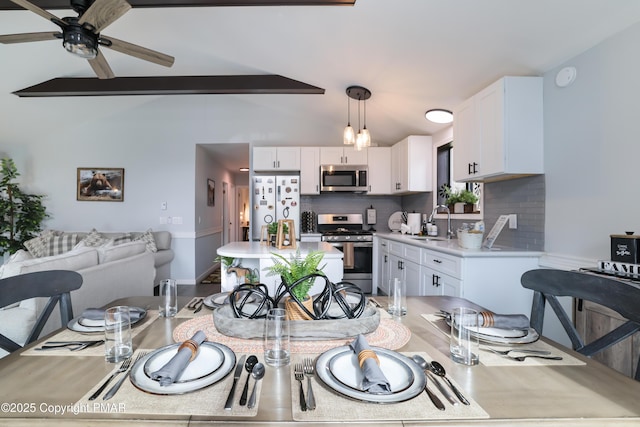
left=77, top=168, right=124, bottom=202
left=207, top=179, right=215, bottom=206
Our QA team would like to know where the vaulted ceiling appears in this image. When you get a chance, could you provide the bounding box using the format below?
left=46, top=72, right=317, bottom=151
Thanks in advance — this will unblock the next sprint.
left=1, top=0, right=640, bottom=151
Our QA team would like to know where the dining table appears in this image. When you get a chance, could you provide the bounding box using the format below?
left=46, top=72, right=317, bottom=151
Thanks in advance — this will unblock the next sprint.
left=1, top=294, right=639, bottom=426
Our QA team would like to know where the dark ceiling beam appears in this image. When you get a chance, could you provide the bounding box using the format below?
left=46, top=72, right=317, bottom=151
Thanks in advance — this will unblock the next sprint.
left=0, top=0, right=354, bottom=10
left=12, top=74, right=326, bottom=97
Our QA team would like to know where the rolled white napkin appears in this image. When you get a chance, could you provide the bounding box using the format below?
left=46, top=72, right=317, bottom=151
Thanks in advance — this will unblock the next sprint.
left=151, top=330, right=207, bottom=386
left=349, top=334, right=391, bottom=394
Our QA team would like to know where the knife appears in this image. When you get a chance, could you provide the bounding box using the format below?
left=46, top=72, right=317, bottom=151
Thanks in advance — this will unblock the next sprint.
left=224, top=355, right=246, bottom=410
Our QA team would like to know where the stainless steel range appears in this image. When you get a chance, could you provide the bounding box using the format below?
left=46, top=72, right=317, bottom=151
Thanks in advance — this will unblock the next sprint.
left=318, top=214, right=373, bottom=293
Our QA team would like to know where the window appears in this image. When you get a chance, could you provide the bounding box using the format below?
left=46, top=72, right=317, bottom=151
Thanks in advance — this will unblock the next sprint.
left=432, top=138, right=483, bottom=219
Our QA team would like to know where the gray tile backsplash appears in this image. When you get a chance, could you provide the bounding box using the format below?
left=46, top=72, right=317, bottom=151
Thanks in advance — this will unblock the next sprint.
left=303, top=174, right=545, bottom=250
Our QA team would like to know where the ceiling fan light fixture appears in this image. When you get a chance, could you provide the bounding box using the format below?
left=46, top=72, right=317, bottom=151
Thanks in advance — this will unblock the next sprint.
left=62, top=18, right=98, bottom=59
left=425, top=109, right=453, bottom=124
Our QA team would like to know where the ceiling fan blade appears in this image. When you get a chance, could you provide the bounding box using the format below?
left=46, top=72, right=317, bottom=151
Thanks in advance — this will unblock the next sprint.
left=0, top=31, right=60, bottom=44
left=88, top=49, right=115, bottom=79
left=78, top=0, right=131, bottom=33
left=101, top=36, right=174, bottom=68
left=9, top=0, right=63, bottom=25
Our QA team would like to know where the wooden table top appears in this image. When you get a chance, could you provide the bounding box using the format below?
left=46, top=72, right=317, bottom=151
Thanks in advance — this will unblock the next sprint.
left=1, top=295, right=639, bottom=426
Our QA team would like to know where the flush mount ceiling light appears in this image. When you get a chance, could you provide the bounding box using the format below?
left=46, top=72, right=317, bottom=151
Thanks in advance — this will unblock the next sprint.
left=425, top=109, right=453, bottom=124
left=344, top=85, right=371, bottom=150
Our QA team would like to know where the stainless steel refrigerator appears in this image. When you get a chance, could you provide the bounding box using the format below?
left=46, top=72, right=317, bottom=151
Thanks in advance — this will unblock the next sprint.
left=252, top=175, right=300, bottom=241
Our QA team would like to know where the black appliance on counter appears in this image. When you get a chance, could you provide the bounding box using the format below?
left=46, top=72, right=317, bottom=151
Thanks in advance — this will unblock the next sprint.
left=318, top=213, right=373, bottom=294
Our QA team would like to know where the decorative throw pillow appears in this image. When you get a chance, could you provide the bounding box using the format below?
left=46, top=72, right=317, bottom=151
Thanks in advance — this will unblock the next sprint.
left=133, top=228, right=158, bottom=253
left=81, top=228, right=107, bottom=247
left=42, top=233, right=78, bottom=257
left=112, top=233, right=132, bottom=245
left=23, top=229, right=59, bottom=258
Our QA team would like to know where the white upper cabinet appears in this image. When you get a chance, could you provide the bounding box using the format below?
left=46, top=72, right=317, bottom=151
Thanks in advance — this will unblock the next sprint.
left=391, top=135, right=432, bottom=194
left=453, top=76, right=543, bottom=182
left=253, top=147, right=301, bottom=171
left=300, top=147, right=320, bottom=195
left=366, top=147, right=391, bottom=195
left=320, top=147, right=368, bottom=165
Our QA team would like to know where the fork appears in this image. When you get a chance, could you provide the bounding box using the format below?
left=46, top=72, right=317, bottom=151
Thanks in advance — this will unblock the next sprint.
left=485, top=347, right=551, bottom=356
left=88, top=356, right=133, bottom=400
left=509, top=354, right=563, bottom=362
left=294, top=363, right=307, bottom=412
left=103, top=351, right=149, bottom=400
left=303, top=358, right=316, bottom=410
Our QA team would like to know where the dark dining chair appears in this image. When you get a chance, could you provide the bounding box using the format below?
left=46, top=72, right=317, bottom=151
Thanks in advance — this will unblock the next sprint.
left=521, top=268, right=640, bottom=380
left=0, top=270, right=83, bottom=353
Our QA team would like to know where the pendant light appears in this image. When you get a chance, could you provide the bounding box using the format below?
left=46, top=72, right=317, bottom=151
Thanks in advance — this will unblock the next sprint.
left=344, top=86, right=371, bottom=149
left=343, top=90, right=355, bottom=145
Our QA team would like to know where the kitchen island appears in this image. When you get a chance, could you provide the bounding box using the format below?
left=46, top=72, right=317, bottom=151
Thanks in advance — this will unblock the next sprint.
left=217, top=241, right=343, bottom=295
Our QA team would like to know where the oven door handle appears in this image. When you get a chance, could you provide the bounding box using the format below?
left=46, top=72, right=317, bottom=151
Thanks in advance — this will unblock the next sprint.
left=327, top=242, right=373, bottom=248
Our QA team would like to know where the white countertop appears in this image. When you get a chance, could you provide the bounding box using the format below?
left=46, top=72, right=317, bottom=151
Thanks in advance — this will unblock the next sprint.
left=217, top=241, right=343, bottom=259
left=376, top=232, right=544, bottom=258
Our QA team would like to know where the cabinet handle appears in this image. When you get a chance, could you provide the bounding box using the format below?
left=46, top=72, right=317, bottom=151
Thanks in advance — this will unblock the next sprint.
left=344, top=156, right=348, bottom=163
left=384, top=255, right=387, bottom=263
left=277, top=161, right=280, bottom=168
left=473, top=162, right=478, bottom=174
left=273, top=161, right=277, bottom=168
left=398, top=260, right=403, bottom=270
left=433, top=259, right=442, bottom=264
left=433, top=274, right=441, bottom=287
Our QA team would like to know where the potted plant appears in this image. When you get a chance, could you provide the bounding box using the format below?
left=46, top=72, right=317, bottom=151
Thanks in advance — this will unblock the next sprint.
left=267, top=222, right=288, bottom=246
left=0, top=158, right=49, bottom=258
left=444, top=186, right=479, bottom=213
left=265, top=249, right=325, bottom=320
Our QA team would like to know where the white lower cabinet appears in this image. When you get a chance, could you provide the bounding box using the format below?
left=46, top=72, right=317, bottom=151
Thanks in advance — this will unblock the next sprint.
left=420, top=266, right=461, bottom=296
left=373, top=235, right=541, bottom=316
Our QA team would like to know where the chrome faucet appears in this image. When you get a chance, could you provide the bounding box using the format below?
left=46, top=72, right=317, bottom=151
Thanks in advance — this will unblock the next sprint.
left=428, top=205, right=454, bottom=239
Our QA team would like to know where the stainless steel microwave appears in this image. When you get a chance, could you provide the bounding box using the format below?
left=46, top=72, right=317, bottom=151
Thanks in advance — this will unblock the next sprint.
left=320, top=165, right=368, bottom=192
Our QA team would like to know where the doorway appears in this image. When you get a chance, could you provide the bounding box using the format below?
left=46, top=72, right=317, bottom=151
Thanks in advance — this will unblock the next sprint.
left=237, top=186, right=250, bottom=241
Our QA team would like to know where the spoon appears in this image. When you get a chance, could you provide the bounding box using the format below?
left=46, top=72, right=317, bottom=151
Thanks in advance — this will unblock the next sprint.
left=412, top=355, right=457, bottom=405
left=247, top=362, right=265, bottom=409
left=410, top=355, right=445, bottom=411
left=430, top=361, right=470, bottom=405
left=239, top=355, right=258, bottom=405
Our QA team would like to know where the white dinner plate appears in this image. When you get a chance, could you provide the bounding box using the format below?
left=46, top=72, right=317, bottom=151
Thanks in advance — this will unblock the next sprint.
left=130, top=342, right=235, bottom=395
left=388, top=211, right=404, bottom=232
left=67, top=307, right=147, bottom=333
left=316, top=346, right=425, bottom=403
left=203, top=292, right=256, bottom=309
left=328, top=349, right=414, bottom=394
left=142, top=342, right=225, bottom=383
left=476, top=326, right=528, bottom=339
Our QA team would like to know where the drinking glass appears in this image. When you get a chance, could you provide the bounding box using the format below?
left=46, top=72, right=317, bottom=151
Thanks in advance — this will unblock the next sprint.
left=264, top=308, right=290, bottom=367
left=104, top=306, right=133, bottom=363
left=159, top=278, right=177, bottom=317
left=450, top=307, right=480, bottom=365
left=387, top=278, right=407, bottom=317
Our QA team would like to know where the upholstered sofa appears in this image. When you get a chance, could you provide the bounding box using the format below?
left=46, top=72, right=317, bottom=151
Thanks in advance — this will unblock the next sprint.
left=0, top=229, right=174, bottom=357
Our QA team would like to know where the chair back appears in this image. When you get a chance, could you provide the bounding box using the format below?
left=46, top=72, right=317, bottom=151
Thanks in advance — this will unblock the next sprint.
left=521, top=268, right=640, bottom=380
left=0, top=270, right=83, bottom=353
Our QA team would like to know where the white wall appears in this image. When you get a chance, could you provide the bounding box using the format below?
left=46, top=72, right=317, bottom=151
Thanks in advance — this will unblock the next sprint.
left=544, top=22, right=640, bottom=266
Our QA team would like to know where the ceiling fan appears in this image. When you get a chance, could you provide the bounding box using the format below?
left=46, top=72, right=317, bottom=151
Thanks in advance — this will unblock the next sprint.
left=0, top=0, right=174, bottom=79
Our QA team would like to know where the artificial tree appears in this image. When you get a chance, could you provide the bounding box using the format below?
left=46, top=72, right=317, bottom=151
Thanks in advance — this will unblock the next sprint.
left=0, top=158, right=49, bottom=256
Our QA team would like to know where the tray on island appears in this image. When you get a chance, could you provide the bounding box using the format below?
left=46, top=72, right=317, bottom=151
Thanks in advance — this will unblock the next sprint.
left=212, top=304, right=380, bottom=340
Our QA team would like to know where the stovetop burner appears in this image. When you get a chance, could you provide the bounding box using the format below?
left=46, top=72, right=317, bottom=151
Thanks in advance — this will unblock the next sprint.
left=322, top=229, right=373, bottom=236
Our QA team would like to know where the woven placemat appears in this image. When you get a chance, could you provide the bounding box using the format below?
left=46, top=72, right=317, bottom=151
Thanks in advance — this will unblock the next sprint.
left=22, top=310, right=159, bottom=357
left=421, top=314, right=586, bottom=367
left=173, top=313, right=411, bottom=354
left=290, top=352, right=489, bottom=422
left=74, top=349, right=261, bottom=417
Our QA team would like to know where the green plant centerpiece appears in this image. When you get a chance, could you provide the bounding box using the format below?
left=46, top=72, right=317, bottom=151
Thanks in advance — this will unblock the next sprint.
left=265, top=249, right=326, bottom=320
left=0, top=158, right=49, bottom=257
